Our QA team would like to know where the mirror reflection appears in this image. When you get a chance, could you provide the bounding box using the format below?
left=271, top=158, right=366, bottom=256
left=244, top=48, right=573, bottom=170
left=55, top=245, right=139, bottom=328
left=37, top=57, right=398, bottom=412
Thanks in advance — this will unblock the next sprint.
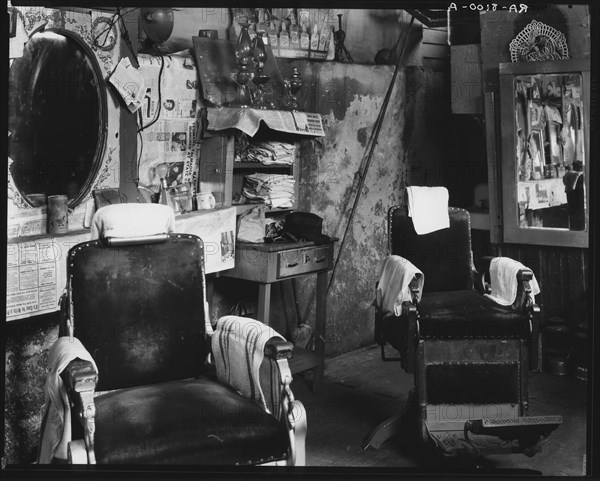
left=8, top=29, right=106, bottom=208
left=514, top=73, right=586, bottom=231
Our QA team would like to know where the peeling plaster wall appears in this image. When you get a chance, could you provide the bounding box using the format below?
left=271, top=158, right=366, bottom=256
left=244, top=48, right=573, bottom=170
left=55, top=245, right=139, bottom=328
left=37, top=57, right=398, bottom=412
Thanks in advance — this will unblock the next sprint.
left=209, top=61, right=449, bottom=357
left=282, top=61, right=449, bottom=356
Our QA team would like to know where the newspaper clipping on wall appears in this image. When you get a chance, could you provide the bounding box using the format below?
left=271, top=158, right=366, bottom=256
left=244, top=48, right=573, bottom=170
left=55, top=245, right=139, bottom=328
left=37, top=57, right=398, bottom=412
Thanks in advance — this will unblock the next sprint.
left=137, top=53, right=201, bottom=194
left=6, top=232, right=90, bottom=321
left=174, top=207, right=236, bottom=274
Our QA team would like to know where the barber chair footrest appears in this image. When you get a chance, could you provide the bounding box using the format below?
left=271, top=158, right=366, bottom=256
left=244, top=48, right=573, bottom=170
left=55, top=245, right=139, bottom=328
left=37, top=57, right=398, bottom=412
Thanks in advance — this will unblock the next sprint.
left=426, top=415, right=562, bottom=457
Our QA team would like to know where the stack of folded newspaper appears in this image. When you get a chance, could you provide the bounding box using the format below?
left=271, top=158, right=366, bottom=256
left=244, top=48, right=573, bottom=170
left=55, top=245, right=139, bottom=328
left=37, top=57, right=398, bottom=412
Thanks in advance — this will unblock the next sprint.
left=242, top=173, right=295, bottom=208
left=246, top=140, right=296, bottom=165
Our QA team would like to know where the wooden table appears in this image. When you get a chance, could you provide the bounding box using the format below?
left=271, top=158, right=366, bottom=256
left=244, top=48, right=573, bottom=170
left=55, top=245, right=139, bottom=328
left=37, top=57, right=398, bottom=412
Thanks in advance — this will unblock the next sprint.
left=221, top=239, right=336, bottom=392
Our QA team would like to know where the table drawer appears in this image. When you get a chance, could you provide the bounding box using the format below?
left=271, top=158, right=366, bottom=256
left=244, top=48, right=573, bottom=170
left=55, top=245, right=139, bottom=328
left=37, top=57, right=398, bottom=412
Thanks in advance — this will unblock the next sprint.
left=277, top=245, right=333, bottom=278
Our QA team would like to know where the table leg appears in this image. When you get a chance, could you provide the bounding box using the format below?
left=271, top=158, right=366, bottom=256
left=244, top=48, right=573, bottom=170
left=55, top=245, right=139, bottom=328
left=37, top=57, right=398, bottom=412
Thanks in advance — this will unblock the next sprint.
left=313, top=271, right=327, bottom=393
left=258, top=283, right=271, bottom=325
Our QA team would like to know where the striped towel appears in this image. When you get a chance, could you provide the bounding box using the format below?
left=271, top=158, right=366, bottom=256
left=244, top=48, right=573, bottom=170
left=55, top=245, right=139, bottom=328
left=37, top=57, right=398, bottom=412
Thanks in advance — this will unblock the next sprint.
left=211, top=315, right=286, bottom=416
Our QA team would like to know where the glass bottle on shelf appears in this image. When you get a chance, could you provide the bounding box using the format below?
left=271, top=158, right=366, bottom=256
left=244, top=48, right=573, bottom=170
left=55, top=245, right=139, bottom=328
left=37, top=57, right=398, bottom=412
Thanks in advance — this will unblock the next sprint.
left=300, top=24, right=310, bottom=51
left=269, top=19, right=278, bottom=51
left=158, top=177, right=173, bottom=210
left=256, top=8, right=268, bottom=42
left=279, top=19, right=290, bottom=49
left=290, top=12, right=300, bottom=49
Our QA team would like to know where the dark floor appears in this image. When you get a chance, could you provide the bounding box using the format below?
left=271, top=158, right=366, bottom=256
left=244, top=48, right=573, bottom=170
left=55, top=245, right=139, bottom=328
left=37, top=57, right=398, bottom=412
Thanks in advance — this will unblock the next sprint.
left=291, top=345, right=588, bottom=476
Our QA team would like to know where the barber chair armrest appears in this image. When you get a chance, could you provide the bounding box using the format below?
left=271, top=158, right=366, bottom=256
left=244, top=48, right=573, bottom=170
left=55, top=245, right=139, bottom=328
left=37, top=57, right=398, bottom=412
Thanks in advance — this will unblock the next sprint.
left=474, top=257, right=537, bottom=310
left=474, top=256, right=494, bottom=294
left=408, top=277, right=421, bottom=305
left=265, top=337, right=294, bottom=360
left=62, top=358, right=98, bottom=393
left=474, top=256, right=535, bottom=303
left=401, top=301, right=418, bottom=374
left=264, top=337, right=306, bottom=465
left=61, top=358, right=98, bottom=464
left=514, top=268, right=536, bottom=313
left=475, top=257, right=540, bottom=370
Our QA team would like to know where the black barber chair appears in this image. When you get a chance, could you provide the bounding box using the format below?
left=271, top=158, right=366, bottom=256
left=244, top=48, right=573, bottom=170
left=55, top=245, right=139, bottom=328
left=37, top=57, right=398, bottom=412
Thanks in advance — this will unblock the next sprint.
left=364, top=206, right=561, bottom=460
left=56, top=233, right=305, bottom=465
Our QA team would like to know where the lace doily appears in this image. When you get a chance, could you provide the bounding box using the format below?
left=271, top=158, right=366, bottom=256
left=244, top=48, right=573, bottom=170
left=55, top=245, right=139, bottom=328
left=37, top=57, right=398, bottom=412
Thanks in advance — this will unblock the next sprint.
left=509, top=20, right=569, bottom=63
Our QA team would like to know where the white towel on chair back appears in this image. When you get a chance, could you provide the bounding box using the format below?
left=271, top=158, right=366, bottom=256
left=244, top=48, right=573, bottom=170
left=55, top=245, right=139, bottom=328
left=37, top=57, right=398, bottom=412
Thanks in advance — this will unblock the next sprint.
left=211, top=315, right=286, bottom=414
left=485, top=257, right=541, bottom=306
left=406, top=186, right=450, bottom=235
left=90, top=203, right=175, bottom=239
left=377, top=255, right=424, bottom=316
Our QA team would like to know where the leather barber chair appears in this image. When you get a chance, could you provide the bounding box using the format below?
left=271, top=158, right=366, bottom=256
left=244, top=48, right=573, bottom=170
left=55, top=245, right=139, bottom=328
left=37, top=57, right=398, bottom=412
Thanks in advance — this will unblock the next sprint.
left=45, top=230, right=305, bottom=465
left=364, top=206, right=561, bottom=459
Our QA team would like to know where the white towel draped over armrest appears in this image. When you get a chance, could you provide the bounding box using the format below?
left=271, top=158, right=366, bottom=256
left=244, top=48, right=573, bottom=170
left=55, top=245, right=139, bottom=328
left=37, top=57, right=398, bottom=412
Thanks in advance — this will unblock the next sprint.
left=37, top=337, right=98, bottom=464
left=90, top=203, right=175, bottom=240
left=406, top=186, right=450, bottom=235
left=211, top=315, right=286, bottom=415
left=376, top=255, right=424, bottom=316
left=484, top=257, right=541, bottom=306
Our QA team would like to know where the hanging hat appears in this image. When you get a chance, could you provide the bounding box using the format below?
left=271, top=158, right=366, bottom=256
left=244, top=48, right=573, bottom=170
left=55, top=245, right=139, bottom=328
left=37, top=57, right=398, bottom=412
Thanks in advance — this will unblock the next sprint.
left=283, top=212, right=331, bottom=245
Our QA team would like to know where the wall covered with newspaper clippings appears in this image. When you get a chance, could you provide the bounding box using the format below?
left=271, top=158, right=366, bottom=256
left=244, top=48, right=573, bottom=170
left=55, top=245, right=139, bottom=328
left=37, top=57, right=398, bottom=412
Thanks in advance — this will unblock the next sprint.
left=6, top=5, right=122, bottom=322
left=136, top=53, right=201, bottom=197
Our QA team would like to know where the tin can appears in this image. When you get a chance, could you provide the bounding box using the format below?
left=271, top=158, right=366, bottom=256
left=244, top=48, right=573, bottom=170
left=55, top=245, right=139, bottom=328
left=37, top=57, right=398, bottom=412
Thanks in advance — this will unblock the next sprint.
left=47, top=195, right=68, bottom=234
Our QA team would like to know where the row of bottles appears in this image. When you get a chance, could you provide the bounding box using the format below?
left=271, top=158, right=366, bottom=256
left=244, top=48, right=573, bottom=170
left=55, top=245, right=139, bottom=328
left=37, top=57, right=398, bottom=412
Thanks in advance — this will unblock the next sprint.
left=229, top=8, right=335, bottom=59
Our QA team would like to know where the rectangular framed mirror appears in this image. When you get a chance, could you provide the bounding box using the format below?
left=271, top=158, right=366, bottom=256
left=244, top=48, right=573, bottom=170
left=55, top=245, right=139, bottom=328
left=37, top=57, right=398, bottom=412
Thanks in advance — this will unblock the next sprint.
left=499, top=59, right=589, bottom=248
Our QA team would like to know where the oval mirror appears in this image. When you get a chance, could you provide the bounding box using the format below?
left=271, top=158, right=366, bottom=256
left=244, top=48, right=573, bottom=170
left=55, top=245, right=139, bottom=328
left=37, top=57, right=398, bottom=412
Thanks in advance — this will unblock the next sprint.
left=8, top=28, right=107, bottom=208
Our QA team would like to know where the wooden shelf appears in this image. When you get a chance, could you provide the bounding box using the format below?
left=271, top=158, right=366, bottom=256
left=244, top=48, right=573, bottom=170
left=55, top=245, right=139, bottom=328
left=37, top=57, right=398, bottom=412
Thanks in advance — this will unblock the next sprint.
left=8, top=228, right=90, bottom=244
left=199, top=131, right=301, bottom=219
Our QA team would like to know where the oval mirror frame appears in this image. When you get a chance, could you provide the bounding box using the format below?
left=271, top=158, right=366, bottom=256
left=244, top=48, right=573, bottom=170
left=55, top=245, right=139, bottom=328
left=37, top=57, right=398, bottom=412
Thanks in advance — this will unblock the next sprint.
left=8, top=27, right=108, bottom=209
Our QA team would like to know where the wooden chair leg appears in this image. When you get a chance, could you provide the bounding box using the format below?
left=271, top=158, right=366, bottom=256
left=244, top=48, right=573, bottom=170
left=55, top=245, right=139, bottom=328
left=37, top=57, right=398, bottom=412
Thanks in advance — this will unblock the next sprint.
left=290, top=400, right=307, bottom=466
left=67, top=440, right=88, bottom=464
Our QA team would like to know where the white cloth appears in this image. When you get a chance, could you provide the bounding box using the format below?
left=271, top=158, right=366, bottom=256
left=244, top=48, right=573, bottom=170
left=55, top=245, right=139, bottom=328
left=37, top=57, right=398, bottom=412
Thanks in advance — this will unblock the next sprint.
left=90, top=203, right=175, bottom=239
left=211, top=315, right=285, bottom=414
left=246, top=140, right=296, bottom=165
left=242, top=173, right=295, bottom=208
left=37, top=337, right=97, bottom=463
left=376, top=255, right=424, bottom=316
left=484, top=257, right=541, bottom=306
left=406, top=186, right=450, bottom=235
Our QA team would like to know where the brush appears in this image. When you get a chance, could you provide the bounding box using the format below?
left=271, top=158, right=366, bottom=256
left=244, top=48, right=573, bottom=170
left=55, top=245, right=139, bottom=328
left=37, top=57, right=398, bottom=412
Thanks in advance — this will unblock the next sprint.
left=290, top=278, right=313, bottom=349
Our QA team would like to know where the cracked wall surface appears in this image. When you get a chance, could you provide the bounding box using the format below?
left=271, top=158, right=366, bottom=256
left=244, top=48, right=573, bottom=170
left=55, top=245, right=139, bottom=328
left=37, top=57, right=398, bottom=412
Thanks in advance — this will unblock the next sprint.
left=287, top=61, right=448, bottom=356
